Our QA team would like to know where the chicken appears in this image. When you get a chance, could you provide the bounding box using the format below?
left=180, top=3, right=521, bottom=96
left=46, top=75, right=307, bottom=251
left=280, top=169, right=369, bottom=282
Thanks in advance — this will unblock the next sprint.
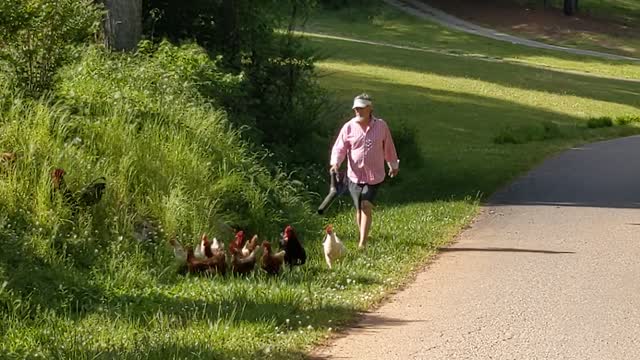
left=51, top=168, right=106, bottom=209
left=185, top=245, right=226, bottom=275
left=279, top=225, right=306, bottom=268
left=323, top=224, right=346, bottom=269
left=210, top=237, right=224, bottom=252
left=242, top=235, right=259, bottom=257
left=229, top=230, right=245, bottom=256
left=196, top=233, right=226, bottom=259
left=51, top=168, right=75, bottom=206
left=230, top=245, right=258, bottom=275
left=204, top=247, right=227, bottom=276
left=75, top=177, right=106, bottom=207
left=261, top=241, right=286, bottom=275
left=195, top=233, right=209, bottom=260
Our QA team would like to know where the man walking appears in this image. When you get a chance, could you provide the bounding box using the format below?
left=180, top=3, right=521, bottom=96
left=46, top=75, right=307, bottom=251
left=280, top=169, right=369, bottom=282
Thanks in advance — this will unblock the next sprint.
left=330, top=93, right=399, bottom=249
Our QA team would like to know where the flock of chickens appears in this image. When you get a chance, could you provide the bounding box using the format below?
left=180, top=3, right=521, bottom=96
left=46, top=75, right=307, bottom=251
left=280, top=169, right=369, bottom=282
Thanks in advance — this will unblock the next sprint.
left=0, top=152, right=349, bottom=275
left=170, top=224, right=347, bottom=276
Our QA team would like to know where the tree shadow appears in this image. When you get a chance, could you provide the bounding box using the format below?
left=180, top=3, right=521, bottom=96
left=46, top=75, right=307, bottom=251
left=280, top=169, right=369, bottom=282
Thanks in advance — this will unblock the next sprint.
left=307, top=35, right=640, bottom=108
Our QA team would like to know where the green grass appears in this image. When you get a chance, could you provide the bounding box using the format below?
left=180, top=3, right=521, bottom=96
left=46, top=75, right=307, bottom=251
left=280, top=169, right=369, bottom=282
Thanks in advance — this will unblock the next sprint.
left=305, top=2, right=640, bottom=80
left=2, top=2, right=640, bottom=360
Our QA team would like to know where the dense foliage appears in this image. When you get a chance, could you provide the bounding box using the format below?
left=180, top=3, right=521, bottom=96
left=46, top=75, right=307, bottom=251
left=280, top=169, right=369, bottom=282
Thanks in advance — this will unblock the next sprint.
left=142, top=0, right=336, bottom=172
left=0, top=0, right=102, bottom=96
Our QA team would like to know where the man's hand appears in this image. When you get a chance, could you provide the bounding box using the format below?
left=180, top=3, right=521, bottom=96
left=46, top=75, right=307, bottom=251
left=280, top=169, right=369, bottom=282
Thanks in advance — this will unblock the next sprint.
left=330, top=165, right=339, bottom=174
left=389, top=168, right=399, bottom=178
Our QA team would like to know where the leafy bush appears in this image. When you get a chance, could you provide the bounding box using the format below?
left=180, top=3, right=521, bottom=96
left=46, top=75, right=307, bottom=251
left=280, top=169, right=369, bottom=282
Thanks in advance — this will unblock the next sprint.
left=494, top=121, right=564, bottom=144
left=58, top=41, right=244, bottom=119
left=614, top=114, right=640, bottom=126
left=142, top=0, right=333, bottom=171
left=0, top=0, right=102, bottom=96
left=587, top=116, right=614, bottom=128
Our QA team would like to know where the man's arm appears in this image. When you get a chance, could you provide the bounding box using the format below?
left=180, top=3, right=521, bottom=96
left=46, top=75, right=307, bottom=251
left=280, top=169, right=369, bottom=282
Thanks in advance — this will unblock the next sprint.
left=330, top=124, right=350, bottom=172
left=383, top=122, right=399, bottom=176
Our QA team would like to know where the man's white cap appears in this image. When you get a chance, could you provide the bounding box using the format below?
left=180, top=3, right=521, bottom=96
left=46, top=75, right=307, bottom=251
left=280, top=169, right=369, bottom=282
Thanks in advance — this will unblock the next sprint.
left=352, top=97, right=372, bottom=109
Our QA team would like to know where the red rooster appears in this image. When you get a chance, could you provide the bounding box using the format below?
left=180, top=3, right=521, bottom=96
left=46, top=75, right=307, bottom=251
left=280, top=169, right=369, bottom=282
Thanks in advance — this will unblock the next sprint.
left=51, top=168, right=106, bottom=209
left=229, top=230, right=245, bottom=255
left=279, top=225, right=306, bottom=268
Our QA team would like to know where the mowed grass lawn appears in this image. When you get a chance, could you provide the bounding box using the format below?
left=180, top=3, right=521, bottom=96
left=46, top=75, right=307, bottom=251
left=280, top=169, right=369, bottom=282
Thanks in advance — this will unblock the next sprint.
left=3, top=2, right=640, bottom=360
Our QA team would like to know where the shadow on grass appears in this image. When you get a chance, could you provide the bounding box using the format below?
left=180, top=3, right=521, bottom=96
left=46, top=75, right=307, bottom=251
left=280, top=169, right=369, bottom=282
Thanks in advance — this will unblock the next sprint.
left=308, top=36, right=640, bottom=108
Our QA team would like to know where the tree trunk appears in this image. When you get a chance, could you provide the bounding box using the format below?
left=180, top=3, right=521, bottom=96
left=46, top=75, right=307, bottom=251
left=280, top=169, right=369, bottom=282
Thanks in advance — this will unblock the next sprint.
left=103, top=0, right=142, bottom=51
left=563, top=0, right=578, bottom=16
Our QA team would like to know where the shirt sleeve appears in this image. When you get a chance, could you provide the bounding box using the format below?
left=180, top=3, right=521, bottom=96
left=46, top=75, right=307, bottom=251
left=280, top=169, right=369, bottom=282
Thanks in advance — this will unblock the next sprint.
left=383, top=122, right=399, bottom=169
left=330, top=123, right=350, bottom=167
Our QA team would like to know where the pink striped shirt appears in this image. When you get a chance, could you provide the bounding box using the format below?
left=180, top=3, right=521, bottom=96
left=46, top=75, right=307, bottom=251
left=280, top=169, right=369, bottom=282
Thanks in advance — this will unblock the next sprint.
left=330, top=116, right=399, bottom=185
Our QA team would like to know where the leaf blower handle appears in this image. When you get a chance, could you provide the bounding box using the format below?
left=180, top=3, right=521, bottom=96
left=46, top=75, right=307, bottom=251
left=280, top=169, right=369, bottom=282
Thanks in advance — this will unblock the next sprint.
left=318, top=170, right=341, bottom=215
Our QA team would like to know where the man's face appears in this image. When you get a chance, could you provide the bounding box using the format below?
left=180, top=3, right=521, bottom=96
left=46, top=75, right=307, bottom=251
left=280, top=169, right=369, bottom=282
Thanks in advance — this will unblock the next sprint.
left=354, top=106, right=371, bottom=120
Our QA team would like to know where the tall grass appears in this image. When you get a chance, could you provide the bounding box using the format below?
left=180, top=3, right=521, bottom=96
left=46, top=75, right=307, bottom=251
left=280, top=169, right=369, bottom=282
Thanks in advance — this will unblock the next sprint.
left=0, top=42, right=324, bottom=358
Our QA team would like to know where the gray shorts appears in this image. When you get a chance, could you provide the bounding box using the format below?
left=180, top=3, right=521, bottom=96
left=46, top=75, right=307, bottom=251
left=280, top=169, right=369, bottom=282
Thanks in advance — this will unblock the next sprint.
left=348, top=179, right=379, bottom=210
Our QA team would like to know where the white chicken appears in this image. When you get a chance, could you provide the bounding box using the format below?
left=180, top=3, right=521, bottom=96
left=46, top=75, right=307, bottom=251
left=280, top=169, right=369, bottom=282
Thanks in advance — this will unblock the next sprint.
left=194, top=233, right=209, bottom=260
left=323, top=225, right=345, bottom=269
left=210, top=237, right=224, bottom=251
left=242, top=235, right=258, bottom=257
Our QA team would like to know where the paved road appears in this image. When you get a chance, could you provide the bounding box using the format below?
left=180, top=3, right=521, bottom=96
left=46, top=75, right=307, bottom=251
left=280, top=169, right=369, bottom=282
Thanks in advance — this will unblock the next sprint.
left=312, top=136, right=640, bottom=359
left=384, top=0, right=640, bottom=62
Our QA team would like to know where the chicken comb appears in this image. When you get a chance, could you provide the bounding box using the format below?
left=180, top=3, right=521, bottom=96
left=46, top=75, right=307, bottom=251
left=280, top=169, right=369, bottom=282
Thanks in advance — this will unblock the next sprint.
left=325, top=224, right=334, bottom=234
left=284, top=225, right=295, bottom=237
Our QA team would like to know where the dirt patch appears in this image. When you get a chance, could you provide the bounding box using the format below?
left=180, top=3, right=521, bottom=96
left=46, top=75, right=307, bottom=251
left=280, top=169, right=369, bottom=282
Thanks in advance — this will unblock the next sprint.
left=421, top=0, right=638, bottom=56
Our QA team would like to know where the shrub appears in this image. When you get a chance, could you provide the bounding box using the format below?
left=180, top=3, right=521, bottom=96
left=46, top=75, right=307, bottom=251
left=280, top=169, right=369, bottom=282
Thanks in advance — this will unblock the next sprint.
left=586, top=116, right=614, bottom=128
left=142, top=1, right=332, bottom=170
left=614, top=114, right=640, bottom=126
left=0, top=0, right=102, bottom=96
left=494, top=121, right=564, bottom=144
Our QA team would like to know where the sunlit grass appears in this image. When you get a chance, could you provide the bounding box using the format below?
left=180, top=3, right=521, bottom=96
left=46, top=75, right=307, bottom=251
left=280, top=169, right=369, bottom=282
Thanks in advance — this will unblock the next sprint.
left=318, top=60, right=639, bottom=117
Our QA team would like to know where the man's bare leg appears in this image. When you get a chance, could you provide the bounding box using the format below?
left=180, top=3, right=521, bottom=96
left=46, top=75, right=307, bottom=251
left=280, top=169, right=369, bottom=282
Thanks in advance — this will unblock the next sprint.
left=358, top=200, right=373, bottom=249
